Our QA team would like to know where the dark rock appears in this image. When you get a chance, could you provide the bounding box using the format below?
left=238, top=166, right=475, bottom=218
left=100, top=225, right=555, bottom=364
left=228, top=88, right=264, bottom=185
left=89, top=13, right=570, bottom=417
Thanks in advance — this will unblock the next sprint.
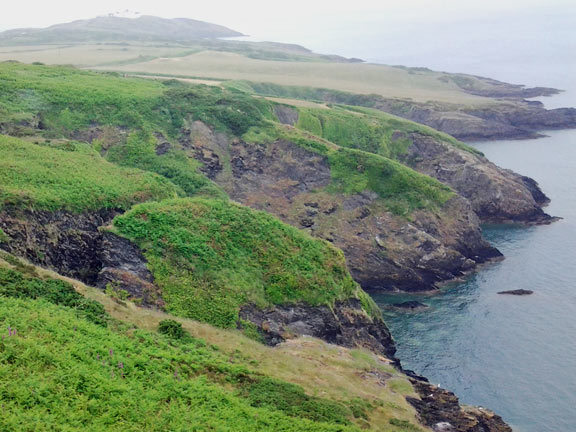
left=0, top=208, right=161, bottom=306
left=239, top=299, right=397, bottom=360
left=0, top=207, right=117, bottom=283
left=398, top=132, right=555, bottom=225
left=392, top=301, right=430, bottom=310
left=497, top=289, right=533, bottom=296
left=407, top=379, right=513, bottom=432
left=154, top=132, right=172, bottom=155
left=97, top=233, right=162, bottom=306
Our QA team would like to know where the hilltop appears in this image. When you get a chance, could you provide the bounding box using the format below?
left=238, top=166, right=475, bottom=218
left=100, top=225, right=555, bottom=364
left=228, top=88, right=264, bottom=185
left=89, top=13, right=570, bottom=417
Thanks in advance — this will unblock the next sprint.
left=0, top=15, right=243, bottom=44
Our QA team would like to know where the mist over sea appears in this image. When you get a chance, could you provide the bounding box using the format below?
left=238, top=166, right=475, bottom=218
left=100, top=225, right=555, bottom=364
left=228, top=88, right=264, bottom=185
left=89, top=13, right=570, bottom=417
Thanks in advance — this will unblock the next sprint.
left=241, top=5, right=576, bottom=431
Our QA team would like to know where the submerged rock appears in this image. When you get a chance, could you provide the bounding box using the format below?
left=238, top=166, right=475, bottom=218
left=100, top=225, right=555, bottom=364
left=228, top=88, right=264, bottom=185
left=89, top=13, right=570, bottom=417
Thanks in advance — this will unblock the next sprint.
left=497, top=289, right=534, bottom=295
left=391, top=301, right=430, bottom=311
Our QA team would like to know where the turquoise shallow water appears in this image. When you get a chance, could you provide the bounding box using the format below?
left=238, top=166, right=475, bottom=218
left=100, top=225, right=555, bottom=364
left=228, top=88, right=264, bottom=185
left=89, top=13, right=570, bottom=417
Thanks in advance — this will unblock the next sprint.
left=373, top=129, right=576, bottom=432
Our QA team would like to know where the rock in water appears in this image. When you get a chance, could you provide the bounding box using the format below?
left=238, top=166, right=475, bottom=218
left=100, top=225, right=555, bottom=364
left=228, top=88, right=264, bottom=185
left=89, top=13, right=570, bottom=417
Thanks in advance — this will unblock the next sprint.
left=497, top=289, right=534, bottom=295
left=391, top=301, right=430, bottom=310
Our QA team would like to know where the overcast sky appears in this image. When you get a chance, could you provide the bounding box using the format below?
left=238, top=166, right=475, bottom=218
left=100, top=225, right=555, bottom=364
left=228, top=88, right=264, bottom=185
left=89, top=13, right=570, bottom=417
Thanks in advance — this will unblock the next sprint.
left=1, top=0, right=573, bottom=34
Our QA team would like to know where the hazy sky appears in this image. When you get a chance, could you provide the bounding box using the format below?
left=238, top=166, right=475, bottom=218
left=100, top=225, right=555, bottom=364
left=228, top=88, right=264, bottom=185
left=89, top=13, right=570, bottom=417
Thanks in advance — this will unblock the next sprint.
left=1, top=0, right=572, bottom=34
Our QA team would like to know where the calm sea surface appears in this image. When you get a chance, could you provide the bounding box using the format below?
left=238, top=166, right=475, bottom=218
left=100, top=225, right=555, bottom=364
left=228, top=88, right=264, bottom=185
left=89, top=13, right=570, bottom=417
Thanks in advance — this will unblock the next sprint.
left=373, top=126, right=576, bottom=431
left=241, top=8, right=575, bottom=430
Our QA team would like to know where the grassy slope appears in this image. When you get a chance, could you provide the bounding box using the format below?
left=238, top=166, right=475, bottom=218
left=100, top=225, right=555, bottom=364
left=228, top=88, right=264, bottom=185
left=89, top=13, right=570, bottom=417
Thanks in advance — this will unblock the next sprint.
left=293, top=105, right=483, bottom=157
left=111, top=198, right=368, bottom=328
left=0, top=62, right=453, bottom=216
left=0, top=256, right=424, bottom=431
left=0, top=135, right=179, bottom=212
left=0, top=270, right=352, bottom=431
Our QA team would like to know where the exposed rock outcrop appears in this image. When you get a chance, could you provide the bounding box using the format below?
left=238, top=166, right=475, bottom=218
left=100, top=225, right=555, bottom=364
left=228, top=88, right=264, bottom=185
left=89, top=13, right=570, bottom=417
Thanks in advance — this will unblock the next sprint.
left=378, top=99, right=576, bottom=142
left=399, top=132, right=555, bottom=224
left=407, top=379, right=513, bottom=432
left=184, top=123, right=502, bottom=292
left=0, top=207, right=160, bottom=305
left=0, top=206, right=397, bottom=358
left=240, top=299, right=397, bottom=360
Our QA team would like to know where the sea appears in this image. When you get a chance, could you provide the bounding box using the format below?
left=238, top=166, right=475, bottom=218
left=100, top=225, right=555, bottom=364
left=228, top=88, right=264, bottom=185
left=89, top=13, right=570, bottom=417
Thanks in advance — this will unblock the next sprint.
left=240, top=5, right=576, bottom=431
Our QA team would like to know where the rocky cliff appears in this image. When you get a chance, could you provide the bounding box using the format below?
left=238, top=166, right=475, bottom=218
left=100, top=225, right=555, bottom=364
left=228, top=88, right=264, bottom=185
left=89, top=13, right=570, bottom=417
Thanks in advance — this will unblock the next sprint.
left=281, top=105, right=555, bottom=225
left=183, top=122, right=501, bottom=292
left=398, top=132, right=555, bottom=223
left=0, top=205, right=398, bottom=362
left=243, top=81, right=576, bottom=141
left=0, top=207, right=162, bottom=306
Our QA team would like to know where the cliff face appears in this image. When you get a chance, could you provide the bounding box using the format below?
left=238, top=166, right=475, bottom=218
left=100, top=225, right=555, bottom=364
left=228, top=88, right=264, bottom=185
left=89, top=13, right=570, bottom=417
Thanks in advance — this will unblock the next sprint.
left=0, top=207, right=513, bottom=432
left=0, top=208, right=162, bottom=306
left=275, top=105, right=554, bottom=226
left=399, top=132, right=555, bottom=224
left=184, top=122, right=501, bottom=292
left=240, top=300, right=397, bottom=360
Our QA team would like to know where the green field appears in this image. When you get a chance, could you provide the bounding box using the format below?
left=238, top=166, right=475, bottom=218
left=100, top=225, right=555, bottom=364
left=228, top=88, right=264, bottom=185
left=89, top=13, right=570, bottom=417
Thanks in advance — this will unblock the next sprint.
left=0, top=42, right=499, bottom=105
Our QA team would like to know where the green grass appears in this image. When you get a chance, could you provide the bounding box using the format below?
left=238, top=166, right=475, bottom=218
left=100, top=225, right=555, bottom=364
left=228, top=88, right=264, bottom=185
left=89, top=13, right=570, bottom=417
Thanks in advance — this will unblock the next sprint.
left=244, top=124, right=454, bottom=216
left=0, top=62, right=274, bottom=199
left=229, top=82, right=483, bottom=155
left=0, top=63, right=455, bottom=215
left=0, top=134, right=179, bottom=212
left=334, top=105, right=483, bottom=156
left=0, top=289, right=362, bottom=431
left=0, top=266, right=107, bottom=326
left=111, top=198, right=365, bottom=328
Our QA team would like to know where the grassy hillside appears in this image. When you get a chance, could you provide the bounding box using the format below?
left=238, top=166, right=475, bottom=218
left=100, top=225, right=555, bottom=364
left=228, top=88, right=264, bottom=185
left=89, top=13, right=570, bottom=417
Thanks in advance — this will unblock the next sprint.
left=0, top=134, right=179, bottom=212
left=0, top=256, right=424, bottom=431
left=111, top=198, right=369, bottom=328
left=0, top=62, right=453, bottom=216
left=293, top=105, right=482, bottom=157
left=0, top=268, right=354, bottom=431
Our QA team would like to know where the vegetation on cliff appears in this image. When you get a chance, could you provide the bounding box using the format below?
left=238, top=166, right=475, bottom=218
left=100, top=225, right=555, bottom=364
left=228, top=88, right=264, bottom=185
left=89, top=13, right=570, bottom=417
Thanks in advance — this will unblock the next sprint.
left=293, top=105, right=482, bottom=157
left=0, top=134, right=179, bottom=212
left=0, top=62, right=455, bottom=216
left=111, top=198, right=370, bottom=328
